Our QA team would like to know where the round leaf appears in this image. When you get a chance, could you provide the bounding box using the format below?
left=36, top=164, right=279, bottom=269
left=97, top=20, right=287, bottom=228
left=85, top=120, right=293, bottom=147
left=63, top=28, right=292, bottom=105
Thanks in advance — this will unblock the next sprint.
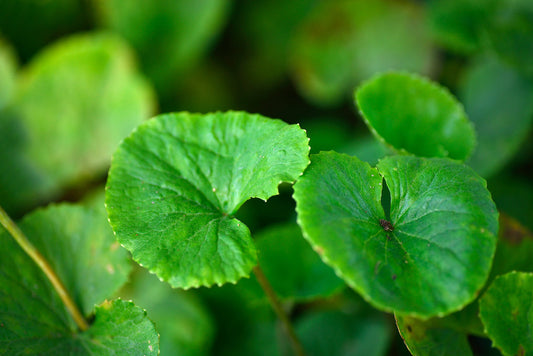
left=293, top=152, right=498, bottom=318
left=290, top=0, right=434, bottom=106
left=1, top=33, right=155, bottom=213
left=479, top=271, right=533, bottom=356
left=355, top=72, right=476, bottom=161
left=105, top=111, right=310, bottom=289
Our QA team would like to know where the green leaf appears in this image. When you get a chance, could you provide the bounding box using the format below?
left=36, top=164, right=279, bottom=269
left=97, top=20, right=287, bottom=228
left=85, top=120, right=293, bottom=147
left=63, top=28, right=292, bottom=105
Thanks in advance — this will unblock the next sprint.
left=0, top=37, right=16, bottom=109
left=355, top=72, right=476, bottom=161
left=0, top=33, right=155, bottom=215
left=428, top=0, right=494, bottom=54
left=81, top=299, right=159, bottom=355
left=94, top=0, right=230, bottom=95
left=290, top=0, right=434, bottom=106
left=485, top=0, right=533, bottom=76
left=293, top=152, right=498, bottom=318
left=0, top=204, right=157, bottom=354
left=395, top=315, right=473, bottom=356
left=479, top=271, right=533, bottom=356
left=240, top=223, right=345, bottom=301
left=297, top=310, right=392, bottom=356
left=106, top=111, right=310, bottom=289
left=460, top=56, right=533, bottom=177
left=4, top=203, right=131, bottom=316
left=490, top=214, right=533, bottom=280
left=122, top=269, right=215, bottom=356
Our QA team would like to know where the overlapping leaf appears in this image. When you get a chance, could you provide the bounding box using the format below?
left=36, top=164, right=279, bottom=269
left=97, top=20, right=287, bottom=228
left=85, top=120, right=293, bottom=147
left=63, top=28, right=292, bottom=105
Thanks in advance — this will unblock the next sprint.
left=106, top=111, right=310, bottom=289
left=0, top=204, right=157, bottom=354
left=479, top=272, right=533, bottom=356
left=356, top=72, right=476, bottom=161
left=395, top=315, right=473, bottom=356
left=293, top=152, right=498, bottom=318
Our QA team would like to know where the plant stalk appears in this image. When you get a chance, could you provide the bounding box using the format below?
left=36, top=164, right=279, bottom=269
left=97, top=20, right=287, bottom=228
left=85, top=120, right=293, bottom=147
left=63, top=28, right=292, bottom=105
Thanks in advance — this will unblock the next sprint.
left=253, top=264, right=306, bottom=356
left=0, top=206, right=89, bottom=331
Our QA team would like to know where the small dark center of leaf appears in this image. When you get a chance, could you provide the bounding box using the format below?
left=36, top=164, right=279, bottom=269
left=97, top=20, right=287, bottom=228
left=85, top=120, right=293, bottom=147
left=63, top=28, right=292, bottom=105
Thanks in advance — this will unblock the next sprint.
left=379, top=219, right=394, bottom=232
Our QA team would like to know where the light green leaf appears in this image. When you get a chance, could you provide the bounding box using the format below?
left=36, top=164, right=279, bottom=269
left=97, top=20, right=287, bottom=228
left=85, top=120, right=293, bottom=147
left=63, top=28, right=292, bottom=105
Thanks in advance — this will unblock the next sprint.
left=106, top=111, right=310, bottom=289
left=461, top=56, right=533, bottom=177
left=479, top=271, right=533, bottom=356
left=0, top=204, right=156, bottom=354
left=395, top=315, right=473, bottom=356
left=94, top=0, right=230, bottom=95
left=290, top=0, right=434, bottom=106
left=356, top=72, right=476, bottom=161
left=240, top=223, right=345, bottom=301
left=0, top=37, right=16, bottom=109
left=0, top=32, right=155, bottom=215
left=293, top=152, right=498, bottom=318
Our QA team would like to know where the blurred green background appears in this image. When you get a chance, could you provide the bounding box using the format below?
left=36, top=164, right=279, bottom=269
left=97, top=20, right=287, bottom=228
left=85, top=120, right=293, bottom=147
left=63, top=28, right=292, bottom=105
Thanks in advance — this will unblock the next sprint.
left=1, top=0, right=532, bottom=355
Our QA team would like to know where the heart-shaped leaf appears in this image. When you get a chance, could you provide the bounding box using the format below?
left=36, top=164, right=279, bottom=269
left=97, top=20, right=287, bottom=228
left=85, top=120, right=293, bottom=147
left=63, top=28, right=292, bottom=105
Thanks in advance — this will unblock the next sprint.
left=479, top=271, right=533, bottom=356
left=106, top=111, right=310, bottom=289
left=293, top=152, right=498, bottom=318
left=355, top=72, right=476, bottom=161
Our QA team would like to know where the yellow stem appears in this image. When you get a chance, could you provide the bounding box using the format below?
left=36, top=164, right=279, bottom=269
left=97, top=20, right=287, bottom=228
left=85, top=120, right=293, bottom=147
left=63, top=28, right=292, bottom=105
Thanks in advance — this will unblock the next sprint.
left=0, top=206, right=89, bottom=331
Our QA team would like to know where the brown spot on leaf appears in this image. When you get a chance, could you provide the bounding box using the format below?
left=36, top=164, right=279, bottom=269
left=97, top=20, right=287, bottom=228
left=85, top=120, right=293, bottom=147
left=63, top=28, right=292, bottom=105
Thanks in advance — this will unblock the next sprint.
left=380, top=219, right=394, bottom=232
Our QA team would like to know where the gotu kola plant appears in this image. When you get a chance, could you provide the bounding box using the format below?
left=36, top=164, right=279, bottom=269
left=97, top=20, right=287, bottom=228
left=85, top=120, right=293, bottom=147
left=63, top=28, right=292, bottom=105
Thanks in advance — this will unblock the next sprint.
left=102, top=72, right=529, bottom=355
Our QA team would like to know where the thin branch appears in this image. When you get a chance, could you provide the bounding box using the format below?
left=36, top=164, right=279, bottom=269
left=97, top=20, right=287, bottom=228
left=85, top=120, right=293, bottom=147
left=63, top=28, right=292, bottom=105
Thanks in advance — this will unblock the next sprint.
left=253, top=264, right=306, bottom=356
left=0, top=205, right=89, bottom=331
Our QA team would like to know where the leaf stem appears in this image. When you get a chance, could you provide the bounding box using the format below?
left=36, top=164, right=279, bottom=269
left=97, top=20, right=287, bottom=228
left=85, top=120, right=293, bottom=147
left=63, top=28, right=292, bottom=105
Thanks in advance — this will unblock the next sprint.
left=0, top=205, right=89, bottom=331
left=253, top=264, right=306, bottom=356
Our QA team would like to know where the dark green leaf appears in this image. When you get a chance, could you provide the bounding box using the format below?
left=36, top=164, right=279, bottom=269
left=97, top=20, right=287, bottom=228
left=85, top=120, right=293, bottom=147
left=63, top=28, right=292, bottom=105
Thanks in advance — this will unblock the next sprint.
left=240, top=223, right=345, bottom=301
left=460, top=56, right=533, bottom=177
left=396, top=315, right=473, bottom=356
left=297, top=310, right=392, bottom=356
left=293, top=152, right=498, bottom=318
left=479, top=271, right=533, bottom=356
left=0, top=204, right=157, bottom=354
left=106, top=111, right=310, bottom=289
left=428, top=0, right=494, bottom=54
left=94, top=0, right=230, bottom=95
left=356, top=72, right=476, bottom=161
left=485, top=0, right=533, bottom=75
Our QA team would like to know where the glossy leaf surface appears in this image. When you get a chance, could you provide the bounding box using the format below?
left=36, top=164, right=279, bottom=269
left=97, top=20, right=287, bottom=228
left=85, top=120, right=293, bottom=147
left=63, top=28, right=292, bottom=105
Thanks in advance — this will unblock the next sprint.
left=396, top=315, right=473, bottom=356
left=479, top=271, right=533, bottom=356
left=293, top=152, right=498, bottom=318
left=356, top=72, right=475, bottom=161
left=106, top=111, right=310, bottom=289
